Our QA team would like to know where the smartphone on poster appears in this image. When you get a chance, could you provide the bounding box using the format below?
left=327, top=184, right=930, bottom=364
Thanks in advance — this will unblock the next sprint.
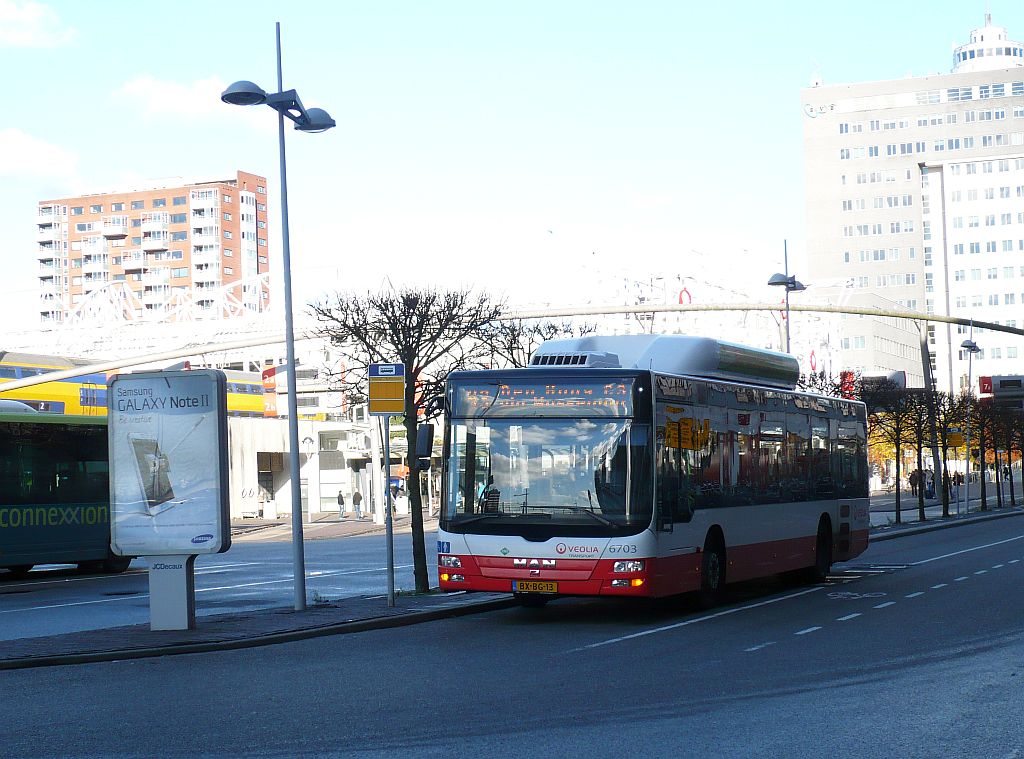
left=128, top=433, right=176, bottom=516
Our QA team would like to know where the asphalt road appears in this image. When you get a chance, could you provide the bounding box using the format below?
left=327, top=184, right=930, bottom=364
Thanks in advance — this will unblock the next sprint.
left=0, top=533, right=439, bottom=640
left=2, top=518, right=1023, bottom=758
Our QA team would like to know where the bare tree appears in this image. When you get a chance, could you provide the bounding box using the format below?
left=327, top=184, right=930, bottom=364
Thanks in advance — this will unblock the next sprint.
left=488, top=319, right=598, bottom=369
left=906, top=390, right=932, bottom=522
left=310, top=288, right=503, bottom=592
left=798, top=370, right=846, bottom=398
left=932, top=392, right=966, bottom=518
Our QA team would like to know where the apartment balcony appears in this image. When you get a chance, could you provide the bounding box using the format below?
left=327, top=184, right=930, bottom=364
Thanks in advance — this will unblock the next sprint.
left=141, top=270, right=170, bottom=287
left=36, top=225, right=61, bottom=243
left=191, top=232, right=220, bottom=246
left=37, top=206, right=66, bottom=222
left=120, top=250, right=146, bottom=270
left=142, top=231, right=169, bottom=252
left=38, top=279, right=60, bottom=294
left=142, top=287, right=170, bottom=304
left=192, top=251, right=220, bottom=267
left=141, top=212, right=169, bottom=232
left=102, top=215, right=129, bottom=239
left=190, top=190, right=220, bottom=210
left=38, top=261, right=58, bottom=276
left=82, top=256, right=108, bottom=274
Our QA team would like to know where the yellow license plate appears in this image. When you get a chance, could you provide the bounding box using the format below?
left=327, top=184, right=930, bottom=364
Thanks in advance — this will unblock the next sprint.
left=514, top=580, right=557, bottom=593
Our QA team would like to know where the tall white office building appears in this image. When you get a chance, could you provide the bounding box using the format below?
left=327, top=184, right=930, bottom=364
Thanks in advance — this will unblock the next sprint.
left=802, top=14, right=1024, bottom=392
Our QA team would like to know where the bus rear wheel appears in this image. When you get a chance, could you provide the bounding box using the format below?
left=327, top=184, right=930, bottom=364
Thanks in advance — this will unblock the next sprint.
left=698, top=535, right=726, bottom=609
left=802, top=519, right=833, bottom=584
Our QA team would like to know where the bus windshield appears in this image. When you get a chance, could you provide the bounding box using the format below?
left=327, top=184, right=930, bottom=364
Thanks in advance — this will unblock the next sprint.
left=443, top=418, right=652, bottom=536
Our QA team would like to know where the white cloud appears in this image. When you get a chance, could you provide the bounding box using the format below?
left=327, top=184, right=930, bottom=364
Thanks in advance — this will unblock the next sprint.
left=0, top=0, right=75, bottom=47
left=113, top=75, right=274, bottom=133
left=0, top=128, right=79, bottom=186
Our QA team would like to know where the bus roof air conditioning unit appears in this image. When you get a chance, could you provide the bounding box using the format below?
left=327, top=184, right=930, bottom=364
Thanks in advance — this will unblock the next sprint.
left=528, top=352, right=620, bottom=368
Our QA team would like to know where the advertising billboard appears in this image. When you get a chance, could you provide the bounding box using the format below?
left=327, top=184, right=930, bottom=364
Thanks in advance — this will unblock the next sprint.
left=108, top=370, right=230, bottom=556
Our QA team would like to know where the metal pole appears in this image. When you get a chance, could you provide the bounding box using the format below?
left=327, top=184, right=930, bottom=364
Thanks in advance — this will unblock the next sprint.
left=383, top=415, right=396, bottom=607
left=964, top=340, right=973, bottom=518
left=783, top=239, right=791, bottom=353
left=276, top=21, right=306, bottom=610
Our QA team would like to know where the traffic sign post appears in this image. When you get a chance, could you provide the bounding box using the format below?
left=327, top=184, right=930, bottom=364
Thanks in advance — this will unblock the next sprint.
left=369, top=363, right=405, bottom=608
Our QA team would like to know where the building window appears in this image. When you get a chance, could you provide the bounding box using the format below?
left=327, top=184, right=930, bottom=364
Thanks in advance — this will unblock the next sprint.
left=173, top=196, right=187, bottom=206
left=224, top=248, right=233, bottom=257
left=90, top=204, right=102, bottom=214
left=71, top=206, right=83, bottom=215
left=223, top=194, right=232, bottom=203
left=170, top=213, right=187, bottom=224
left=223, top=212, right=232, bottom=221
left=111, top=202, right=125, bottom=212
left=224, top=230, right=233, bottom=239
left=131, top=200, right=144, bottom=210
left=153, top=198, right=167, bottom=208
left=224, top=267, right=234, bottom=275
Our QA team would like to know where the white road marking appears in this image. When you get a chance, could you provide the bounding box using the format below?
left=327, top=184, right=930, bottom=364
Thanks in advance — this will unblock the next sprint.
left=568, top=586, right=824, bottom=652
left=974, top=570, right=988, bottom=575
left=911, top=535, right=1024, bottom=566
left=992, top=564, right=1004, bottom=569
left=795, top=626, right=822, bottom=635
left=954, top=576, right=968, bottom=582
left=836, top=613, right=861, bottom=621
left=905, top=592, right=925, bottom=598
left=873, top=601, right=896, bottom=609
left=0, top=595, right=140, bottom=614
left=931, top=583, right=947, bottom=589
left=1010, top=560, right=1020, bottom=564
left=744, top=642, right=777, bottom=652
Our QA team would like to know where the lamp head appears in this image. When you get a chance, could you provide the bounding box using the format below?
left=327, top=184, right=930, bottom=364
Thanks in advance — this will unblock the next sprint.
left=961, top=339, right=980, bottom=352
left=221, top=80, right=268, bottom=106
left=767, top=273, right=790, bottom=287
left=297, top=107, right=336, bottom=133
left=790, top=280, right=807, bottom=292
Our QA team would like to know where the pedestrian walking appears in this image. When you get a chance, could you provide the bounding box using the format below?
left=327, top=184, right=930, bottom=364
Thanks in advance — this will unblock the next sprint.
left=352, top=490, right=363, bottom=519
left=336, top=490, right=345, bottom=518
left=909, top=469, right=919, bottom=496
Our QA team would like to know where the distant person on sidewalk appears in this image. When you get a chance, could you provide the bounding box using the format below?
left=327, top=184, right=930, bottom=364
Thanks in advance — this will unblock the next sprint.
left=352, top=490, right=363, bottom=519
left=909, top=470, right=919, bottom=497
left=337, top=490, right=345, bottom=519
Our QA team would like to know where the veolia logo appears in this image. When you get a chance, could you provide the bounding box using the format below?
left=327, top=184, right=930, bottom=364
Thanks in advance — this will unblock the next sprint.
left=556, top=542, right=598, bottom=555
left=191, top=534, right=214, bottom=544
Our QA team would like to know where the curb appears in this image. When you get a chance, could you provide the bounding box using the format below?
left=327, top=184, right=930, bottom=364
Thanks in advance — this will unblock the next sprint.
left=0, top=596, right=518, bottom=671
left=869, top=507, right=1024, bottom=541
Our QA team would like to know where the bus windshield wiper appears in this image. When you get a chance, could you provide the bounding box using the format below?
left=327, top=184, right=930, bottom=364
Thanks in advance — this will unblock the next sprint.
left=560, top=504, right=616, bottom=527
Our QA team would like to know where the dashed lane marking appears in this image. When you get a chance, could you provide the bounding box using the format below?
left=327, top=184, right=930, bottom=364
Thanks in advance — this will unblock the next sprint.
left=993, top=564, right=1004, bottom=569
left=931, top=583, right=948, bottom=589
left=795, top=626, right=822, bottom=635
left=911, top=535, right=1024, bottom=566
left=905, top=592, right=925, bottom=598
left=836, top=613, right=861, bottom=622
left=744, top=642, right=777, bottom=652
left=954, top=576, right=968, bottom=582
left=873, top=601, right=896, bottom=609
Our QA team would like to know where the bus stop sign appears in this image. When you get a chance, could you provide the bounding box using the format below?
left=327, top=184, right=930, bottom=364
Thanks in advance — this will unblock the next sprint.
left=369, top=363, right=406, bottom=416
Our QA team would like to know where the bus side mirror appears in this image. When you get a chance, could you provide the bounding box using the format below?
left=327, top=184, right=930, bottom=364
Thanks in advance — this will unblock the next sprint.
left=415, top=423, right=434, bottom=470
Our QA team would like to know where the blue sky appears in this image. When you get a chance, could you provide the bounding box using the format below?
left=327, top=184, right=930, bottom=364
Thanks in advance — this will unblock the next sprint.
left=0, top=0, right=1020, bottom=323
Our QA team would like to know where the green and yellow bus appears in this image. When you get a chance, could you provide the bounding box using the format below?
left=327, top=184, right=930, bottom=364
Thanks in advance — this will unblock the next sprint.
left=0, top=411, right=130, bottom=577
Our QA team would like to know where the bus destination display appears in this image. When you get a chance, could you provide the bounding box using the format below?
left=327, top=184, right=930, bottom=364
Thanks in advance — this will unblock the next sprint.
left=453, top=379, right=634, bottom=417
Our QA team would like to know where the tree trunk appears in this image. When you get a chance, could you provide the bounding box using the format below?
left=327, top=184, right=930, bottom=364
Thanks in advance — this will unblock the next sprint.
left=979, top=428, right=988, bottom=511
left=894, top=455, right=902, bottom=524
left=404, top=390, right=430, bottom=594
left=917, top=445, right=926, bottom=522
left=940, top=445, right=950, bottom=518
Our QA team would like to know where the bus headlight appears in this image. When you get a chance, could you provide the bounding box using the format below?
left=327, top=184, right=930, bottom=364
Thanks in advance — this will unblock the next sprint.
left=439, top=555, right=462, bottom=568
left=612, top=560, right=644, bottom=573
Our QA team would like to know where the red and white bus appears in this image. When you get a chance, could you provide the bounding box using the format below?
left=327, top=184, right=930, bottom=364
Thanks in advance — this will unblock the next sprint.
left=436, top=335, right=869, bottom=606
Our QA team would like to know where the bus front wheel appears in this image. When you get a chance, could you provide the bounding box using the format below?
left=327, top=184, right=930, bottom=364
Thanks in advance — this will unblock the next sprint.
left=698, top=535, right=726, bottom=609
left=802, top=519, right=833, bottom=584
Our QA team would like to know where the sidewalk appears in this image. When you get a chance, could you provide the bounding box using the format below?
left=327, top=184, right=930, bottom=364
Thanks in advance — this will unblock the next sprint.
left=3, top=504, right=1022, bottom=670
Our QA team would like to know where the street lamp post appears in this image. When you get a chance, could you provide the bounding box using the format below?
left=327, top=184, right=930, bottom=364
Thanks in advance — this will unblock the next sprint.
left=221, top=22, right=335, bottom=611
left=961, top=334, right=981, bottom=517
left=767, top=240, right=806, bottom=353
